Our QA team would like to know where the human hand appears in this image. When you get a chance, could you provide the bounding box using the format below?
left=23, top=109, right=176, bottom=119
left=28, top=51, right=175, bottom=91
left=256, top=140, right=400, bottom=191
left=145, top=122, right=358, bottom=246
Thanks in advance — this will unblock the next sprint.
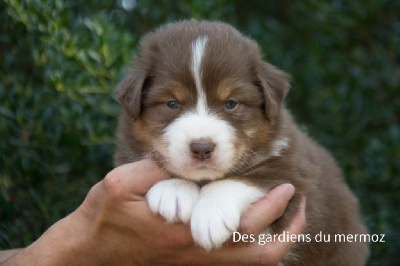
left=3, top=160, right=306, bottom=265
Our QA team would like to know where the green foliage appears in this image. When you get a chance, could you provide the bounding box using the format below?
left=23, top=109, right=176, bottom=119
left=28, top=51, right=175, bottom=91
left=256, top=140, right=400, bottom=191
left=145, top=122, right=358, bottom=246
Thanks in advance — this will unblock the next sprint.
left=1, top=0, right=399, bottom=265
left=1, top=0, right=134, bottom=246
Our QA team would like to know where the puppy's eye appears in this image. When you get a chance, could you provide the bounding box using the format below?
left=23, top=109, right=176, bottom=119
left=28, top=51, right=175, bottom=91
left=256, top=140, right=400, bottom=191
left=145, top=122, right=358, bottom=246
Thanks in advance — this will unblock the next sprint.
left=166, top=101, right=180, bottom=110
left=225, top=99, right=238, bottom=110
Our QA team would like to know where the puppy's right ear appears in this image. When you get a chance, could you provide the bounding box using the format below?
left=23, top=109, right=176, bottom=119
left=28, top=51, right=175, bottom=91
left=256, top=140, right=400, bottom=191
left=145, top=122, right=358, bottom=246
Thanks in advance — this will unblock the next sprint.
left=116, top=66, right=151, bottom=119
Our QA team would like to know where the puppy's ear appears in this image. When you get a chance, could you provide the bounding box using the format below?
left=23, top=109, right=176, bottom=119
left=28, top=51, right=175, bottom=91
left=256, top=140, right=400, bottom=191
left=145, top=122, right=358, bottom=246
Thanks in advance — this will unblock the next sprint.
left=116, top=66, right=151, bottom=119
left=256, top=61, right=290, bottom=124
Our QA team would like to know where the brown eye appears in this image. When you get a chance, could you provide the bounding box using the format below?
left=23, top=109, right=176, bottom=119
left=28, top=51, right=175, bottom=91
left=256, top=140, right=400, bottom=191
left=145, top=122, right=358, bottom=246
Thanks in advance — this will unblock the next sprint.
left=225, top=99, right=238, bottom=110
left=166, top=101, right=180, bottom=110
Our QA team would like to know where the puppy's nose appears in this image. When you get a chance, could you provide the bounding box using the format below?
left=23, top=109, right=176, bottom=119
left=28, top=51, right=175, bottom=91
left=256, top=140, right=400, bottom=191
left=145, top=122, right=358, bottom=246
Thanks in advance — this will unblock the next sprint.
left=190, top=141, right=216, bottom=161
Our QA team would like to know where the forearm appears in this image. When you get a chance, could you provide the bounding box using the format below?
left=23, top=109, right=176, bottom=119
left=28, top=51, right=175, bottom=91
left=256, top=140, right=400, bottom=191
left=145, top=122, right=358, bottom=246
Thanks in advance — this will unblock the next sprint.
left=2, top=214, right=100, bottom=266
left=0, top=249, right=23, bottom=264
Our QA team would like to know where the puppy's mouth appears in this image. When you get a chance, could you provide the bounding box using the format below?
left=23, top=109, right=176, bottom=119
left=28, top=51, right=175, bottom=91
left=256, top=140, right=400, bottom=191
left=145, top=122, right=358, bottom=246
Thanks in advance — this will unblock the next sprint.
left=159, top=150, right=231, bottom=181
left=175, top=155, right=226, bottom=181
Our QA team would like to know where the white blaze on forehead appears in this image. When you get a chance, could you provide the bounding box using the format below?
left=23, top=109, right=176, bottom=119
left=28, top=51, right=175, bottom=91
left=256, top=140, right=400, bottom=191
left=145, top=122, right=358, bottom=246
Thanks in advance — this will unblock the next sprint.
left=191, top=36, right=208, bottom=114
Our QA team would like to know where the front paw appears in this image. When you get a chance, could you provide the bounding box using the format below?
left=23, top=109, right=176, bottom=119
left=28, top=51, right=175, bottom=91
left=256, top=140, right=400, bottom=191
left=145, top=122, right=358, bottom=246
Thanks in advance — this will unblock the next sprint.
left=190, top=180, right=265, bottom=251
left=191, top=197, right=241, bottom=251
left=146, top=179, right=199, bottom=224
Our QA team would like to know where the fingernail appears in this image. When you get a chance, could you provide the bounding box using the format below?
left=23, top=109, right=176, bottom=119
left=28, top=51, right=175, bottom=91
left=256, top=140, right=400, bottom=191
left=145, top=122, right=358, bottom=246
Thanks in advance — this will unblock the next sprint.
left=283, top=183, right=295, bottom=199
left=300, top=196, right=306, bottom=210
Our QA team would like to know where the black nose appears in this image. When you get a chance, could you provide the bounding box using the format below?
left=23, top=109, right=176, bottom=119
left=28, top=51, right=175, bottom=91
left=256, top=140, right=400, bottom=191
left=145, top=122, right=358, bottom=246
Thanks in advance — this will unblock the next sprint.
left=190, top=141, right=216, bottom=161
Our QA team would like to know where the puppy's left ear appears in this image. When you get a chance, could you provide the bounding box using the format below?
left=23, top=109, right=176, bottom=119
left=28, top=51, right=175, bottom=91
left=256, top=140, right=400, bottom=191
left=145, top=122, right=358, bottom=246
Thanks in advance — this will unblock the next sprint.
left=256, top=61, right=290, bottom=124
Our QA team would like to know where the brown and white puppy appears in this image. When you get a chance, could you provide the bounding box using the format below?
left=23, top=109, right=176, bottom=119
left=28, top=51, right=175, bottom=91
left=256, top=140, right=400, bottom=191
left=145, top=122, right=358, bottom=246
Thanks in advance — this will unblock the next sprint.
left=115, top=20, right=369, bottom=265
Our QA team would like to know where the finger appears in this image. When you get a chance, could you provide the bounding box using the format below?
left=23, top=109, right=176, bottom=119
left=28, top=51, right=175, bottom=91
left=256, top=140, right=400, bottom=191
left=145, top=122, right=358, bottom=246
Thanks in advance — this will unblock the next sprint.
left=167, top=197, right=306, bottom=265
left=239, top=183, right=295, bottom=235
left=264, top=196, right=307, bottom=262
left=104, top=159, right=171, bottom=195
left=222, top=196, right=307, bottom=265
left=132, top=201, right=195, bottom=246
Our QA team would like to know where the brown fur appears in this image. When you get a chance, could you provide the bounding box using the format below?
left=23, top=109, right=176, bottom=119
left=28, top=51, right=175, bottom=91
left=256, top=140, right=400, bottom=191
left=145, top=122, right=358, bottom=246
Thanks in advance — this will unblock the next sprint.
left=114, top=20, right=369, bottom=265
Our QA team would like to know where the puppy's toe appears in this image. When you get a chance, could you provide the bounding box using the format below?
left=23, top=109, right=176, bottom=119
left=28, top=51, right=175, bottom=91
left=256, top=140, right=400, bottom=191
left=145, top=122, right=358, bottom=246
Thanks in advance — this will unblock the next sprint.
left=146, top=179, right=200, bottom=223
left=191, top=197, right=241, bottom=251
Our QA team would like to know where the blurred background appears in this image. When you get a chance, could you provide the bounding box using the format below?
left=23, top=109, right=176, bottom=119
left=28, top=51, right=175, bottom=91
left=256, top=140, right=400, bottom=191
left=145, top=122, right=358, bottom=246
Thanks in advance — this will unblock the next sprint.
left=0, top=0, right=399, bottom=265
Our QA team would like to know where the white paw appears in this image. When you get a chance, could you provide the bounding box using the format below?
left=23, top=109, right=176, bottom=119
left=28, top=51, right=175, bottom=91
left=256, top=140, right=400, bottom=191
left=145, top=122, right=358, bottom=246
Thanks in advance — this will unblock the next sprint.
left=146, top=179, right=199, bottom=224
left=191, top=195, right=241, bottom=250
left=190, top=180, right=265, bottom=251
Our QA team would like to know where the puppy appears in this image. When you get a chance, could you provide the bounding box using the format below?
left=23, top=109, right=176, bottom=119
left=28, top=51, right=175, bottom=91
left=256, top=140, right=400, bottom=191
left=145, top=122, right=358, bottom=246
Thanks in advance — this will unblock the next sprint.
left=115, top=20, right=369, bottom=265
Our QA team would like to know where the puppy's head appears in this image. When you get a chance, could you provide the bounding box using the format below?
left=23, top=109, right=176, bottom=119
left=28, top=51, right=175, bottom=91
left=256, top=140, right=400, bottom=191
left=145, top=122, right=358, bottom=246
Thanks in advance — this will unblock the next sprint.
left=117, top=20, right=290, bottom=181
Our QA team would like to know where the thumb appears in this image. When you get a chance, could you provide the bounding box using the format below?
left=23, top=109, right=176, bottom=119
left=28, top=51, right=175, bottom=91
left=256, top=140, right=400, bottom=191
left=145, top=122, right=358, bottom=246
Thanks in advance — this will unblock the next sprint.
left=105, top=159, right=170, bottom=195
